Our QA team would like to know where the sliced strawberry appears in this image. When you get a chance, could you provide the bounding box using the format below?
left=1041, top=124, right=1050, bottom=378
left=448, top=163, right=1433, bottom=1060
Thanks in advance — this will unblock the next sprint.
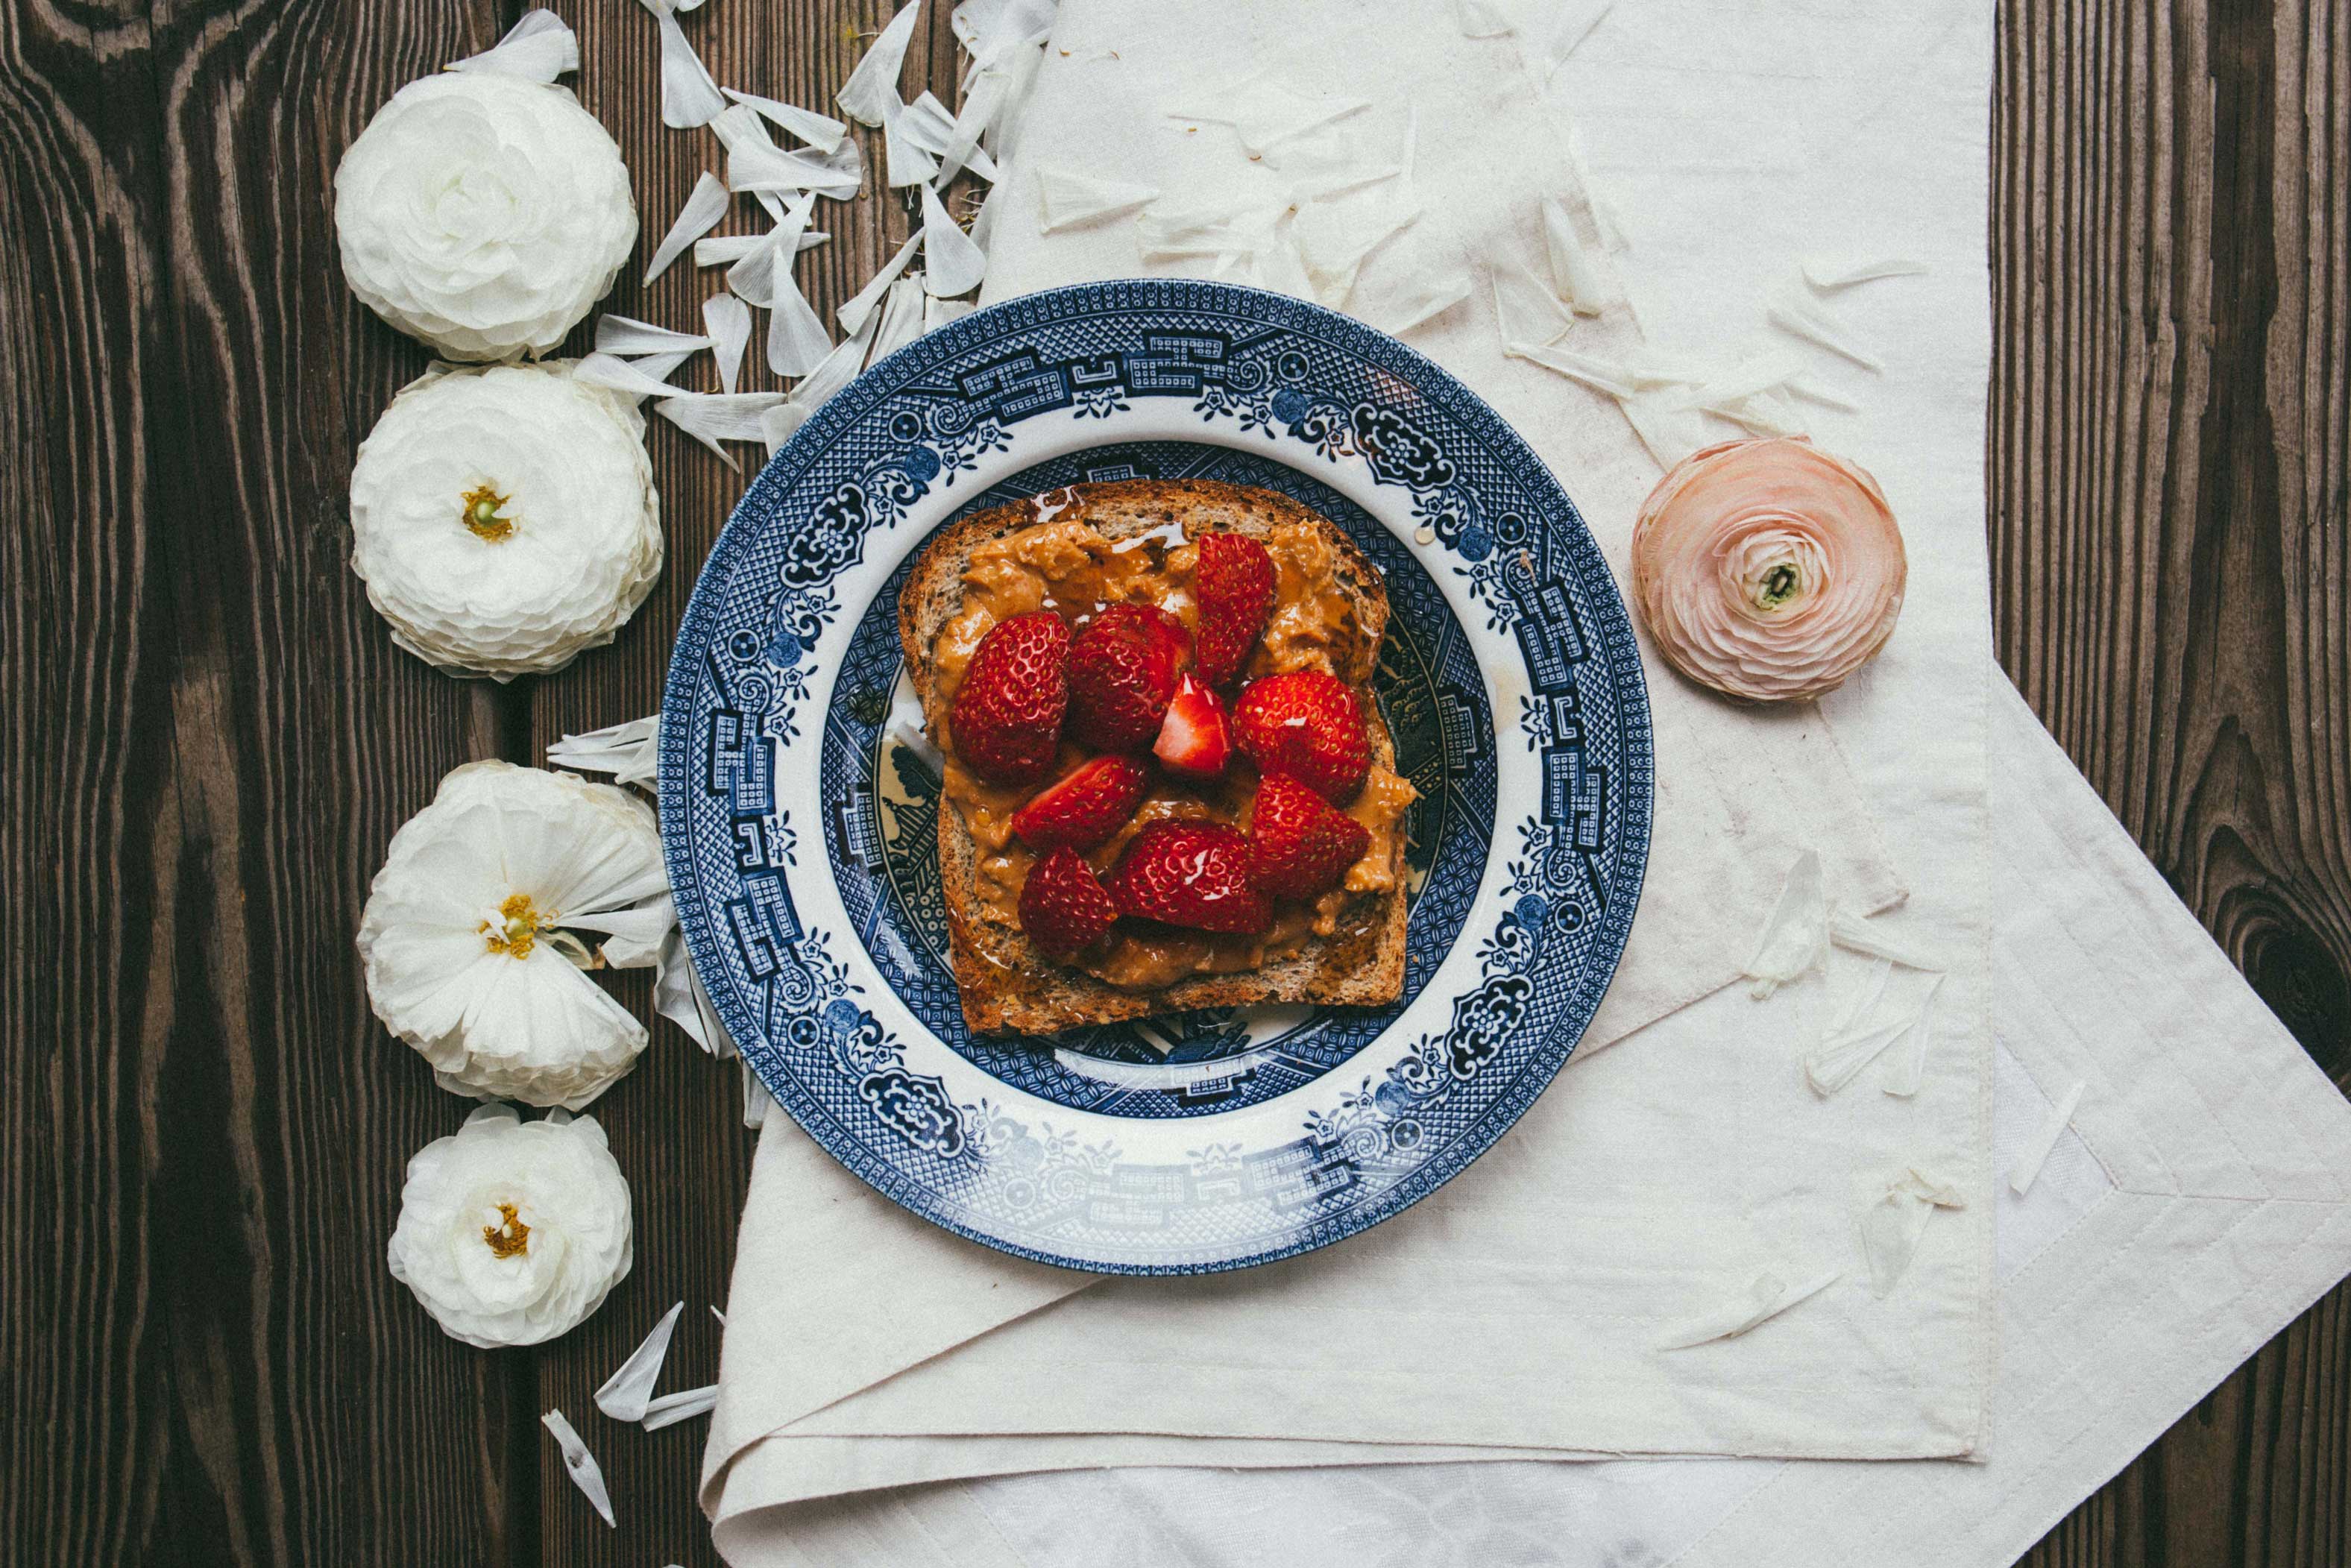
left=1019, top=846, right=1120, bottom=958
left=1231, top=670, right=1373, bottom=804
left=1106, top=820, right=1271, bottom=935
left=1066, top=605, right=1188, bottom=752
left=1152, top=673, right=1233, bottom=781
left=948, top=611, right=1069, bottom=785
left=1011, top=755, right=1151, bottom=853
left=1192, top=532, right=1277, bottom=689
left=1247, top=774, right=1372, bottom=900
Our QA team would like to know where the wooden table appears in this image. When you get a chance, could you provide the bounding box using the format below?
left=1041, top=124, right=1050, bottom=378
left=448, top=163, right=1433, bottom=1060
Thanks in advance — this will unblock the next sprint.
left=4, top=1, right=2342, bottom=1561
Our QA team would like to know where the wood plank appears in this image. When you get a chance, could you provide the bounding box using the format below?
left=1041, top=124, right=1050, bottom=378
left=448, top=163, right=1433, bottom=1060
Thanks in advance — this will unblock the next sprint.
left=1995, top=1, right=2351, bottom=1564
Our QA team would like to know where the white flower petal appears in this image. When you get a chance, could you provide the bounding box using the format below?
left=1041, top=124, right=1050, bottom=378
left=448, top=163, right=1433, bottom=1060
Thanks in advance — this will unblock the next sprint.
left=1740, top=848, right=1827, bottom=998
left=333, top=75, right=637, bottom=360
left=447, top=9, right=579, bottom=83
left=1803, top=255, right=1928, bottom=292
left=1490, top=255, right=1575, bottom=349
left=656, top=391, right=789, bottom=466
left=594, top=1301, right=684, bottom=1421
left=920, top=183, right=986, bottom=297
left=547, top=714, right=661, bottom=786
left=839, top=232, right=922, bottom=332
left=655, top=928, right=737, bottom=1056
left=702, top=293, right=752, bottom=393
left=869, top=275, right=930, bottom=359
left=720, top=87, right=849, bottom=151
left=641, top=1384, right=720, bottom=1430
left=388, top=1107, right=632, bottom=1350
left=837, top=1, right=922, bottom=127
left=1540, top=195, right=1617, bottom=316
left=924, top=295, right=975, bottom=332
left=2008, top=1080, right=2086, bottom=1195
left=595, top=315, right=714, bottom=357
left=881, top=95, right=942, bottom=187
left=1768, top=284, right=1885, bottom=371
left=642, top=171, right=730, bottom=286
left=1034, top=168, right=1156, bottom=233
left=1451, top=0, right=1512, bottom=37
left=348, top=365, right=660, bottom=679
left=542, top=1409, right=618, bottom=1526
left=1659, top=1269, right=1839, bottom=1350
left=638, top=0, right=726, bottom=128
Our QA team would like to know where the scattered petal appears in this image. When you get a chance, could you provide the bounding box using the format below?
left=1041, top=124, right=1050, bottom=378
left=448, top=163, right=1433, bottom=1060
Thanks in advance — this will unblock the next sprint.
left=1769, top=284, right=1884, bottom=371
left=1742, top=849, right=1828, bottom=998
left=702, top=293, right=751, bottom=393
left=1665, top=350, right=1808, bottom=413
left=1807, top=973, right=1942, bottom=1097
left=1830, top=912, right=1941, bottom=971
left=641, top=171, right=730, bottom=286
left=840, top=232, right=922, bottom=332
left=447, top=8, right=578, bottom=83
left=1167, top=78, right=1370, bottom=159
left=768, top=268, right=836, bottom=377
left=1540, top=195, right=1617, bottom=315
left=655, top=391, right=787, bottom=466
left=1660, top=1269, right=1839, bottom=1350
left=881, top=96, right=942, bottom=187
left=837, top=1, right=923, bottom=127
left=741, top=1059, right=775, bottom=1128
left=1452, top=0, right=1514, bottom=37
left=760, top=401, right=808, bottom=456
left=1491, top=255, right=1576, bottom=348
left=1860, top=1168, right=1966, bottom=1297
left=953, top=0, right=1056, bottom=64
left=642, top=1384, right=720, bottom=1430
left=1530, top=0, right=1612, bottom=80
left=1804, top=255, right=1928, bottom=292
left=899, top=90, right=1001, bottom=181
left=920, top=183, right=987, bottom=296
left=2008, top=1080, right=2086, bottom=1196
left=870, top=275, right=930, bottom=359
left=637, top=0, right=726, bottom=129
left=594, top=1301, right=685, bottom=1422
left=542, top=1409, right=617, bottom=1526
left=1358, top=268, right=1472, bottom=334
left=574, top=352, right=693, bottom=401
left=711, top=1305, right=728, bottom=1326
left=726, top=192, right=816, bottom=308
left=721, top=86, right=850, bottom=151
left=655, top=929, right=737, bottom=1055
left=547, top=715, right=660, bottom=787
left=595, top=315, right=714, bottom=357
left=925, top=295, right=975, bottom=332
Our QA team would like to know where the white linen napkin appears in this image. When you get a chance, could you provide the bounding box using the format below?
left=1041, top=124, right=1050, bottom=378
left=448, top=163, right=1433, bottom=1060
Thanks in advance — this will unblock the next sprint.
left=701, top=0, right=2004, bottom=1527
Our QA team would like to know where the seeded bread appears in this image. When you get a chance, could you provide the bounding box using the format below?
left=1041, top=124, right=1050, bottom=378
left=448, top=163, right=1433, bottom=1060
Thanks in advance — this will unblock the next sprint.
left=897, top=479, right=1411, bottom=1036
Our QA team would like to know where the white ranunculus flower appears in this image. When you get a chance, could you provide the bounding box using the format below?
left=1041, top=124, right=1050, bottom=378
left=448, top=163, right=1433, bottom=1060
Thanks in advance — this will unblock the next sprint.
left=335, top=71, right=637, bottom=360
left=388, top=1103, right=632, bottom=1347
left=350, top=362, right=661, bottom=680
left=359, top=761, right=675, bottom=1109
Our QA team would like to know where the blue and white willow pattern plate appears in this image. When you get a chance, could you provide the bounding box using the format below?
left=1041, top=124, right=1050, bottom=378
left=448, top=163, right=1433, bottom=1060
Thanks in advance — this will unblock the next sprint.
left=660, top=280, right=1652, bottom=1274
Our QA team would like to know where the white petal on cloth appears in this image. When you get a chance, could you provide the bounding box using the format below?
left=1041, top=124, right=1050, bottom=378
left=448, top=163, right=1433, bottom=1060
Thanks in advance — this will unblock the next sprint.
left=1767, top=282, right=1884, bottom=372
left=541, top=1409, right=616, bottom=1527
left=1658, top=1270, right=1841, bottom=1350
left=2007, top=1078, right=2086, bottom=1195
left=446, top=8, right=578, bottom=82
left=1740, top=848, right=1828, bottom=998
left=1804, top=970, right=1942, bottom=1096
left=594, top=1300, right=684, bottom=1422
left=1035, top=169, right=1159, bottom=233
left=1803, top=254, right=1929, bottom=291
left=1860, top=1169, right=1966, bottom=1297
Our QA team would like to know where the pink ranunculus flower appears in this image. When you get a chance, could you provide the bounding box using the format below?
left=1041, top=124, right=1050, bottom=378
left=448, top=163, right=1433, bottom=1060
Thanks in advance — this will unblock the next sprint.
left=1630, top=437, right=1907, bottom=703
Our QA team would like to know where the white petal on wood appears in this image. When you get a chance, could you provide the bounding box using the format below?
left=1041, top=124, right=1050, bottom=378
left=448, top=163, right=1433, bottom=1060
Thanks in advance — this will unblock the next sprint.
left=839, top=232, right=922, bottom=332
left=637, top=0, right=726, bottom=128
left=2008, top=1080, right=2086, bottom=1195
left=642, top=171, right=730, bottom=286
left=881, top=96, right=942, bottom=187
left=1033, top=167, right=1159, bottom=234
left=727, top=192, right=815, bottom=309
left=1658, top=1270, right=1839, bottom=1350
left=767, top=268, right=835, bottom=378
left=594, top=315, right=715, bottom=356
left=541, top=1410, right=616, bottom=1528
left=953, top=0, right=1056, bottom=65
left=728, top=140, right=864, bottom=198
left=793, top=303, right=884, bottom=413
left=447, top=9, right=579, bottom=82
left=1741, top=849, right=1828, bottom=998
left=655, top=391, right=788, bottom=466
left=869, top=276, right=928, bottom=361
left=574, top=352, right=691, bottom=401
left=901, top=90, right=1001, bottom=180
left=720, top=86, right=849, bottom=151
left=702, top=292, right=752, bottom=394
left=761, top=400, right=809, bottom=456
left=740, top=1059, right=775, bottom=1127
left=920, top=183, right=986, bottom=297
left=1803, top=255, right=1929, bottom=292
left=594, top=1302, right=685, bottom=1422
left=1768, top=285, right=1886, bottom=371
left=697, top=230, right=827, bottom=265
left=837, top=1, right=923, bottom=126
left=641, top=1384, right=720, bottom=1431
left=654, top=928, right=736, bottom=1056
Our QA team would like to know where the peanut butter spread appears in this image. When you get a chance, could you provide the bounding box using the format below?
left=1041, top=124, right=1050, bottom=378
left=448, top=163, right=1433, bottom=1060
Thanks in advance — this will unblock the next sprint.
left=933, top=505, right=1416, bottom=992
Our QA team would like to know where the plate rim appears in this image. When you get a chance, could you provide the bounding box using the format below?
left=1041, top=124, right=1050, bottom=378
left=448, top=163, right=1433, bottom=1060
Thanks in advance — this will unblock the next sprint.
left=659, top=277, right=1655, bottom=1274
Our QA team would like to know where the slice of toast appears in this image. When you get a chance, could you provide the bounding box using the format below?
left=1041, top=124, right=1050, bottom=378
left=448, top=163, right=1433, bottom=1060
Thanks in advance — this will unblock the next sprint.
left=897, top=479, right=1410, bottom=1036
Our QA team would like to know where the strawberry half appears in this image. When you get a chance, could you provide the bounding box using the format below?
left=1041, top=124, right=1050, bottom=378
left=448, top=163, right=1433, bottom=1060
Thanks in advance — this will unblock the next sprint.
left=1019, top=846, right=1120, bottom=958
left=1152, top=673, right=1233, bottom=781
left=1107, top=819, right=1272, bottom=935
left=1232, top=670, right=1372, bottom=804
left=1247, top=773, right=1371, bottom=900
left=1011, top=755, right=1151, bottom=853
left=1066, top=604, right=1189, bottom=752
left=948, top=611, right=1070, bottom=785
left=1192, top=532, right=1277, bottom=690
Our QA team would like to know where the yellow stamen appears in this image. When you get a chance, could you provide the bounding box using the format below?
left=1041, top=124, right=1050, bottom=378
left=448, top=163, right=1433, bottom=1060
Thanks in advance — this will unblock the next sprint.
left=482, top=1201, right=531, bottom=1259
left=481, top=892, right=556, bottom=959
left=459, top=482, right=514, bottom=543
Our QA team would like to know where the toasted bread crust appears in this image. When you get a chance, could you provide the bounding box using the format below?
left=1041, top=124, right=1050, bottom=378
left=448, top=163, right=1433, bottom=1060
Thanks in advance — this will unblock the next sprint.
left=898, top=479, right=1409, bottom=1036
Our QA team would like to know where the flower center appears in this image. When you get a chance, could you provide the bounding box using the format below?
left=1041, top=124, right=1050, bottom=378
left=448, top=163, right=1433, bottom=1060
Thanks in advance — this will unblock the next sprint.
left=1754, top=560, right=1804, bottom=611
left=481, top=892, right=557, bottom=959
left=482, top=1200, right=532, bottom=1259
left=459, top=482, right=515, bottom=543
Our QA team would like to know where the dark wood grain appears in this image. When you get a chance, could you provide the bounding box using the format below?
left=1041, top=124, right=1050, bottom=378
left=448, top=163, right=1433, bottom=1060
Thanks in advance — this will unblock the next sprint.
left=1, top=0, right=2343, bottom=1562
left=1995, top=1, right=2351, bottom=1564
